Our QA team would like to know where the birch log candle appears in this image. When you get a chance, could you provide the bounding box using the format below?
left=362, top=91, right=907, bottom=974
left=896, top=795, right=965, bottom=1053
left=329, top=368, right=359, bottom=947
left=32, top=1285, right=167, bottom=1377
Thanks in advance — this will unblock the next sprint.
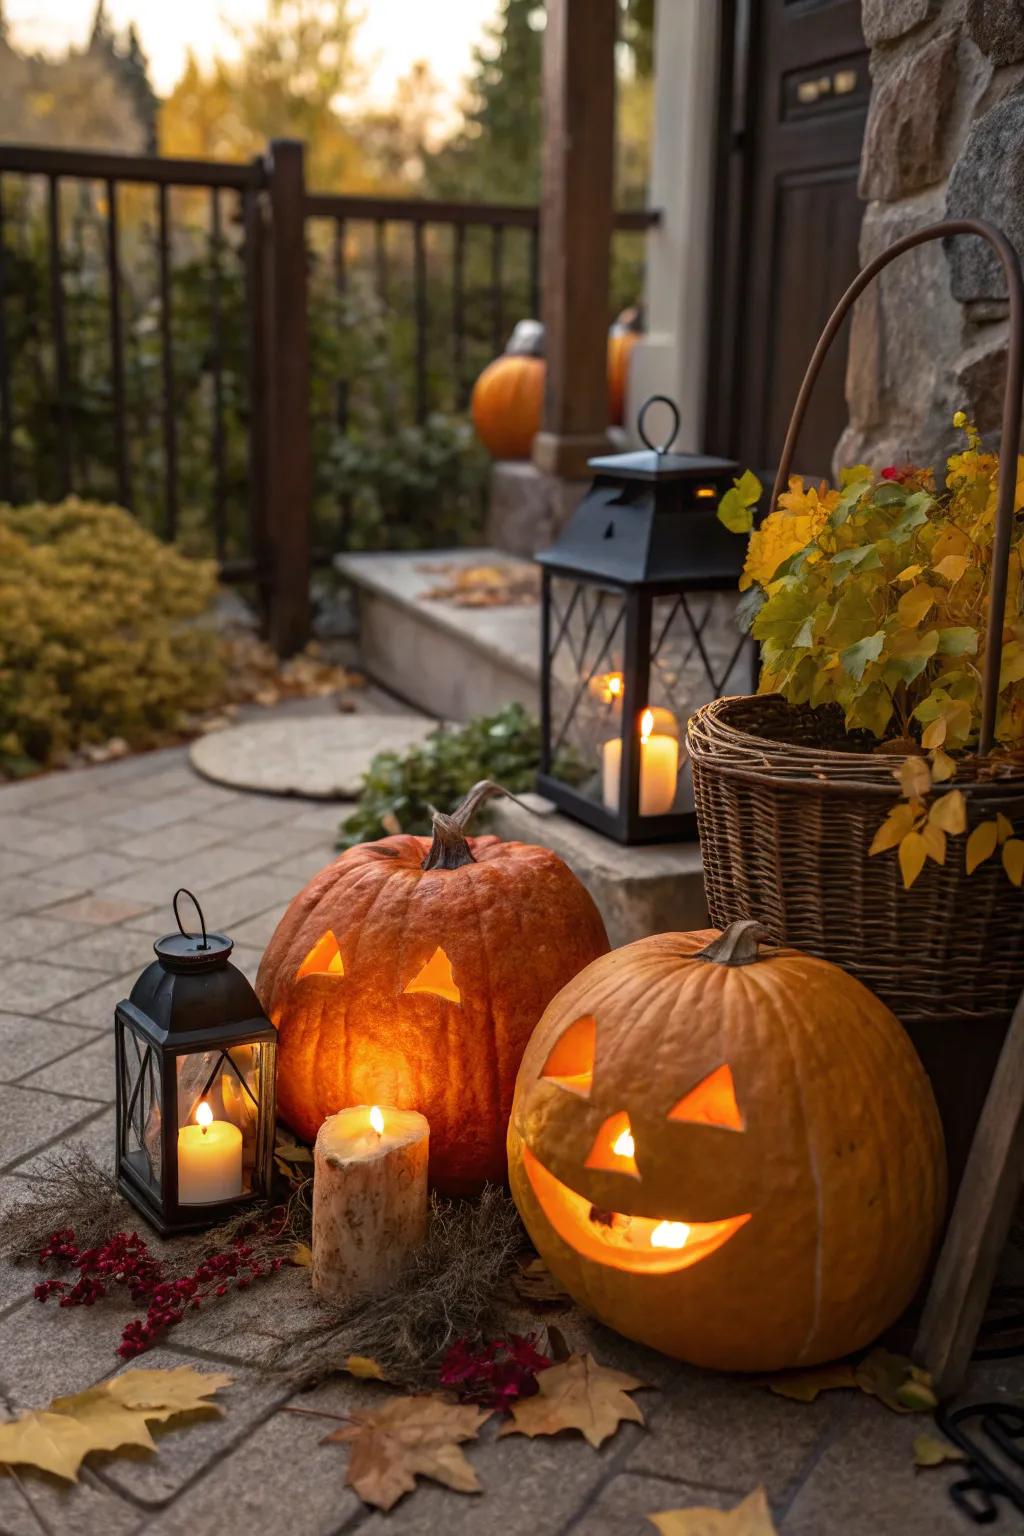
left=312, top=1105, right=429, bottom=1305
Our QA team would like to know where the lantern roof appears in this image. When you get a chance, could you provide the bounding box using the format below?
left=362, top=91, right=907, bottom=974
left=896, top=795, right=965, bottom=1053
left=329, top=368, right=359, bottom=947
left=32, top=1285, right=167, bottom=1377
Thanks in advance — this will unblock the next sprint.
left=585, top=447, right=740, bottom=484
left=118, top=889, right=274, bottom=1044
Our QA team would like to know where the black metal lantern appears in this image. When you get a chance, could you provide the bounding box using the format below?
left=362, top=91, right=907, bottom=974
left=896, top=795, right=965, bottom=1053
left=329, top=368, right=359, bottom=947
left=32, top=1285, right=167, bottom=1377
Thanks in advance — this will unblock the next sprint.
left=115, top=889, right=278, bottom=1235
left=536, top=396, right=752, bottom=843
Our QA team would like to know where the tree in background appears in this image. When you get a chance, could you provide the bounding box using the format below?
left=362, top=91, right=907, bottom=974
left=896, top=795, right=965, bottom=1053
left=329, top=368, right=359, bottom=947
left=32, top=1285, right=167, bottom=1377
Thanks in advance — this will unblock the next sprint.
left=159, top=0, right=371, bottom=190
left=426, top=0, right=654, bottom=208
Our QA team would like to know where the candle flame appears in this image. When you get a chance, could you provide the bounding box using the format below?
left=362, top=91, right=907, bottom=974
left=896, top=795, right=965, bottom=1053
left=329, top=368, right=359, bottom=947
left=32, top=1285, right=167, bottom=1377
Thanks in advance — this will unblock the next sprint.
left=611, top=1127, right=635, bottom=1159
left=640, top=709, right=654, bottom=742
left=196, top=1101, right=213, bottom=1130
left=650, top=1220, right=690, bottom=1250
left=607, top=673, right=623, bottom=699
left=369, top=1105, right=384, bottom=1135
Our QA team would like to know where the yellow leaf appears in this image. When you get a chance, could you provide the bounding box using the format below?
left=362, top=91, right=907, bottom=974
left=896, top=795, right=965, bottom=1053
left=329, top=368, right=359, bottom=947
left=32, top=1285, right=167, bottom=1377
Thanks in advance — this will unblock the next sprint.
left=919, top=822, right=947, bottom=865
left=898, top=756, right=931, bottom=800
left=761, top=1363, right=858, bottom=1403
left=855, top=1350, right=937, bottom=1414
left=933, top=553, right=970, bottom=583
left=930, top=748, right=957, bottom=782
left=291, top=1242, right=313, bottom=1267
left=897, top=586, right=936, bottom=627
left=100, top=1366, right=232, bottom=1422
left=1003, top=839, right=1024, bottom=886
left=967, top=819, right=999, bottom=874
left=921, top=717, right=947, bottom=749
left=869, top=803, right=919, bottom=856
left=896, top=564, right=924, bottom=583
left=997, top=812, right=1014, bottom=843
left=498, top=1353, right=645, bottom=1449
left=344, top=1355, right=387, bottom=1381
left=928, top=789, right=967, bottom=836
left=913, top=1433, right=965, bottom=1471
left=899, top=831, right=928, bottom=888
left=650, top=1488, right=778, bottom=1535
left=0, top=1368, right=234, bottom=1482
left=0, top=1400, right=155, bottom=1483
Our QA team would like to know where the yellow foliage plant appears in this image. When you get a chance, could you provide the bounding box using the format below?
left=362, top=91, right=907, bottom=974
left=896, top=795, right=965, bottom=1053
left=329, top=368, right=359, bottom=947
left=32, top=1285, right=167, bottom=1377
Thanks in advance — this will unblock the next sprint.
left=0, top=499, right=223, bottom=775
left=718, top=415, right=1024, bottom=888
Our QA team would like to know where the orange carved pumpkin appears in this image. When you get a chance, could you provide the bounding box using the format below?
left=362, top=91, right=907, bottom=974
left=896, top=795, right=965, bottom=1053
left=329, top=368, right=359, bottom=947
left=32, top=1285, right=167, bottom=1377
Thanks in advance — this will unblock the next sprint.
left=257, top=782, right=609, bottom=1194
left=607, top=306, right=643, bottom=426
left=508, top=920, right=946, bottom=1372
left=470, top=320, right=545, bottom=460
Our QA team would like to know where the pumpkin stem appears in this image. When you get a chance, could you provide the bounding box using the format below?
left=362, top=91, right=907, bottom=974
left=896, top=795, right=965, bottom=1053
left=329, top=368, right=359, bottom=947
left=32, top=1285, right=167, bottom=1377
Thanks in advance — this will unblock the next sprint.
left=695, top=919, right=767, bottom=967
left=421, top=780, right=525, bottom=871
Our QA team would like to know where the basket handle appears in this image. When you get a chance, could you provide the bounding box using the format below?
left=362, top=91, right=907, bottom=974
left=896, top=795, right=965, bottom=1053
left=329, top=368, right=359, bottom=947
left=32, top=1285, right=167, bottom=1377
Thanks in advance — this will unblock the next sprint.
left=769, top=218, right=1024, bottom=759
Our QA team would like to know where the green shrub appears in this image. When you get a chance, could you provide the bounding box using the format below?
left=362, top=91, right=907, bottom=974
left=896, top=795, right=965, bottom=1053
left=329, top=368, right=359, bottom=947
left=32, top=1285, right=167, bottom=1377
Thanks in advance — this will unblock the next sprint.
left=0, top=498, right=223, bottom=774
left=338, top=701, right=583, bottom=846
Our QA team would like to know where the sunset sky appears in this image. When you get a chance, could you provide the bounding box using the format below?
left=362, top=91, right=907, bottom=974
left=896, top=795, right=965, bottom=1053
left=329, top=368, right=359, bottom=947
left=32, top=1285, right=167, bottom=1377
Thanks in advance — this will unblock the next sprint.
left=4, top=0, right=501, bottom=110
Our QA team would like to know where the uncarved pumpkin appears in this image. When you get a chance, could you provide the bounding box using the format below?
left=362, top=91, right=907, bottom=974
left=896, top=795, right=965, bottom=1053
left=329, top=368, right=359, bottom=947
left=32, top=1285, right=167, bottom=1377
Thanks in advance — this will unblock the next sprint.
left=607, top=306, right=643, bottom=427
left=508, top=920, right=946, bottom=1372
left=470, top=319, right=545, bottom=460
left=257, top=781, right=609, bottom=1194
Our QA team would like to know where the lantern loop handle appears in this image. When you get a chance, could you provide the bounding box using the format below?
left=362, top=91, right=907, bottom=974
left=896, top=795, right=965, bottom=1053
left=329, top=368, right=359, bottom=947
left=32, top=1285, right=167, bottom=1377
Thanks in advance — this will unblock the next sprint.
left=637, top=394, right=681, bottom=456
left=172, top=888, right=209, bottom=951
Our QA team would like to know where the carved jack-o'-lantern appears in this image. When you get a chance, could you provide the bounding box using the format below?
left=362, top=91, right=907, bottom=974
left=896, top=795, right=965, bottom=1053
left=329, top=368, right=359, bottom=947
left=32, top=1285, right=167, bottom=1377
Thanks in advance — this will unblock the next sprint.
left=508, top=921, right=947, bottom=1372
left=257, top=782, right=609, bottom=1194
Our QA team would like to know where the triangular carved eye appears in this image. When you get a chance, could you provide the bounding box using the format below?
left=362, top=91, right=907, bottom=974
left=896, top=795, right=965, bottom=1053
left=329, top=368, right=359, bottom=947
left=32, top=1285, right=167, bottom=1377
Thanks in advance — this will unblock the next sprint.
left=585, top=1111, right=640, bottom=1178
left=541, top=1015, right=595, bottom=1097
left=404, top=946, right=461, bottom=1004
left=297, top=931, right=345, bottom=980
left=669, top=1064, right=744, bottom=1131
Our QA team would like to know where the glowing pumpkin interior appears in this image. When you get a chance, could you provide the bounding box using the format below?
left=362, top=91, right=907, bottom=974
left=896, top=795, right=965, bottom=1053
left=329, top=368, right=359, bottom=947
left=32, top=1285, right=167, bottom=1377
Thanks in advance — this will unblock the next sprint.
left=528, top=1019, right=752, bottom=1274
left=296, top=935, right=462, bottom=1005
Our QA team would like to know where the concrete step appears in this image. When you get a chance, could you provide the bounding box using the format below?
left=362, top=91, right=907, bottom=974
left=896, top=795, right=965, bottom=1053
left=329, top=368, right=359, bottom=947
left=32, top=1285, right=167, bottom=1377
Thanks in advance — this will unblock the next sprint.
left=336, top=548, right=540, bottom=721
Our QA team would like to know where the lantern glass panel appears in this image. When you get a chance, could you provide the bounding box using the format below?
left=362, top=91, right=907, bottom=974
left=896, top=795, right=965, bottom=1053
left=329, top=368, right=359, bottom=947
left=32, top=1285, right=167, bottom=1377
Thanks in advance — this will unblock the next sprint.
left=117, top=1019, right=162, bottom=1197
left=647, top=591, right=749, bottom=813
left=175, top=1042, right=270, bottom=1203
left=547, top=576, right=629, bottom=813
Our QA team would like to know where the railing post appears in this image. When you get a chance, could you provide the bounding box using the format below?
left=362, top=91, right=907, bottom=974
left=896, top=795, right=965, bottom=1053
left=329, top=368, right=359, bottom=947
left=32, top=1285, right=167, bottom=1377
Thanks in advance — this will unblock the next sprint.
left=532, top=0, right=616, bottom=480
left=263, top=138, right=311, bottom=656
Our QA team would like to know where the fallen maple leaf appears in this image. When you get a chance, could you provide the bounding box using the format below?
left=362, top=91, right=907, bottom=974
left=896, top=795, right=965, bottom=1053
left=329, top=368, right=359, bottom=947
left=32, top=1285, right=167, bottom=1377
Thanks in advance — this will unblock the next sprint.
left=98, top=1365, right=232, bottom=1422
left=854, top=1349, right=937, bottom=1413
left=649, top=1486, right=777, bottom=1534
left=760, top=1362, right=858, bottom=1403
left=324, top=1394, right=490, bottom=1511
left=913, top=1432, right=965, bottom=1471
left=0, top=1367, right=231, bottom=1481
left=498, top=1352, right=645, bottom=1448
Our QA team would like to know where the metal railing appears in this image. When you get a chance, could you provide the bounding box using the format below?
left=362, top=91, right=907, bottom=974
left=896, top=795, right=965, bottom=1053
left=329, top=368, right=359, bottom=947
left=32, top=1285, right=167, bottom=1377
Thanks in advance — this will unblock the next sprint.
left=0, top=137, right=659, bottom=651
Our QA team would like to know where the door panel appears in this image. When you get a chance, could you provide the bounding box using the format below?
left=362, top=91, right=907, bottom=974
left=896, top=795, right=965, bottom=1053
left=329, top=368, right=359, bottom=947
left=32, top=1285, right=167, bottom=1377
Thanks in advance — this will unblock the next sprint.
left=708, top=0, right=868, bottom=480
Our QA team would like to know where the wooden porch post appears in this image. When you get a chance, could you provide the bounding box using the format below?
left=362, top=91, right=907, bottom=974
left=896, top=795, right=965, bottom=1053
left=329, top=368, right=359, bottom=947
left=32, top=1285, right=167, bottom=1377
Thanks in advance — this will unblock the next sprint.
left=264, top=138, right=311, bottom=656
left=532, top=0, right=616, bottom=481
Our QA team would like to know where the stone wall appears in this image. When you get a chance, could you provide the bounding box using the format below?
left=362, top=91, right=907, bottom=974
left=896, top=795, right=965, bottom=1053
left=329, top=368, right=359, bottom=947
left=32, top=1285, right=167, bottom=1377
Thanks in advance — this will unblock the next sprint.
left=838, top=0, right=1024, bottom=474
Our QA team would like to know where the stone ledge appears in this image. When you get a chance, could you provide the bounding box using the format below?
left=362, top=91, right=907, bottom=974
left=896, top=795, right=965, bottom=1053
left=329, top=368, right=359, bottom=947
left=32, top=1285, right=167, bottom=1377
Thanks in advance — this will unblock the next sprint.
left=489, top=793, right=707, bottom=948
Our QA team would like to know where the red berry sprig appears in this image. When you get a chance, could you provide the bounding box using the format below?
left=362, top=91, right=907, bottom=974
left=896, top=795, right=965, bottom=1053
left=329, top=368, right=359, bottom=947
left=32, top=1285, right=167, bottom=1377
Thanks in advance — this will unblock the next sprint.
left=34, top=1219, right=287, bottom=1358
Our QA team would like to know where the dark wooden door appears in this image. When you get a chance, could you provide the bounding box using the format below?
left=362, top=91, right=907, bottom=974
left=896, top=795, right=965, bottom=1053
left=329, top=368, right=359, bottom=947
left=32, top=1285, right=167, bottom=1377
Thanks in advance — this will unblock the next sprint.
left=707, top=0, right=869, bottom=480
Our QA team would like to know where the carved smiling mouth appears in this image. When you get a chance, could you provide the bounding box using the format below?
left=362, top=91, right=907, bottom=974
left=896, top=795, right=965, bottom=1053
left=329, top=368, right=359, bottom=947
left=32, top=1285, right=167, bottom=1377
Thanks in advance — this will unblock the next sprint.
left=522, top=1145, right=751, bottom=1275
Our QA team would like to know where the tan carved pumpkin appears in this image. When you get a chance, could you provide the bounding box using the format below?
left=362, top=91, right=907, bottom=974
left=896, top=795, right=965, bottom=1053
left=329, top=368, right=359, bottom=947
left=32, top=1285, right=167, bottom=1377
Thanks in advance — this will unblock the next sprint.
left=470, top=319, right=545, bottom=460
left=508, top=921, right=946, bottom=1372
left=257, top=782, right=609, bottom=1194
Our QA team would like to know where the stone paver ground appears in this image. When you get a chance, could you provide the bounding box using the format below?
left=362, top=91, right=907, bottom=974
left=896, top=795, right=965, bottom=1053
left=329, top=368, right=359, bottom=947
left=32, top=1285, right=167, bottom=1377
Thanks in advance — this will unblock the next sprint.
left=0, top=744, right=1021, bottom=1535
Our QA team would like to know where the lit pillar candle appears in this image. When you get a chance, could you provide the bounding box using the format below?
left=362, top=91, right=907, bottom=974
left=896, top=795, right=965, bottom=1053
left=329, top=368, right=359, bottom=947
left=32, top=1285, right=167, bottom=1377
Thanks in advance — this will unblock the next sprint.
left=177, top=1101, right=243, bottom=1204
left=312, top=1105, right=429, bottom=1306
left=602, top=709, right=679, bottom=816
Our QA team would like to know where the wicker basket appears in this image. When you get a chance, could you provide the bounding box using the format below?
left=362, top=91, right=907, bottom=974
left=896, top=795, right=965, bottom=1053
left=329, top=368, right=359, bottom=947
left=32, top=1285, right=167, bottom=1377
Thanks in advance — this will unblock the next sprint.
left=689, top=218, right=1024, bottom=1028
